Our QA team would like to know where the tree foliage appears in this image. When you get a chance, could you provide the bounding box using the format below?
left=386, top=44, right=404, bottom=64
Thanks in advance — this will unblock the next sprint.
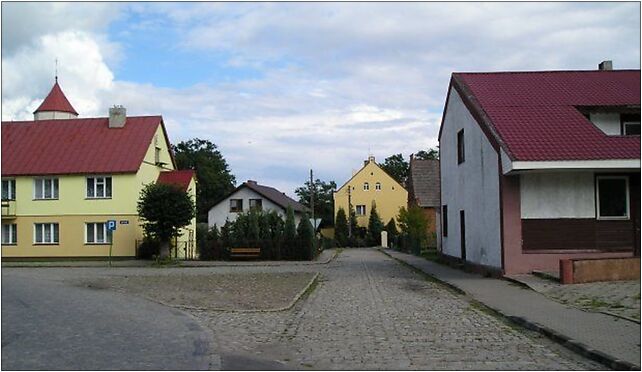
left=173, top=139, right=236, bottom=222
left=367, top=202, right=384, bottom=246
left=295, top=178, right=337, bottom=228
left=334, top=207, right=349, bottom=247
left=381, top=153, right=409, bottom=186
left=415, top=148, right=439, bottom=160
left=397, top=206, right=429, bottom=254
left=297, top=213, right=315, bottom=260
left=283, top=206, right=297, bottom=251
left=137, top=183, right=196, bottom=258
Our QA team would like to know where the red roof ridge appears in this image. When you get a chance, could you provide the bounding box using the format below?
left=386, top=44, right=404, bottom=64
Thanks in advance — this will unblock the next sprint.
left=453, top=69, right=640, bottom=76
left=33, top=81, right=78, bottom=115
left=2, top=115, right=163, bottom=125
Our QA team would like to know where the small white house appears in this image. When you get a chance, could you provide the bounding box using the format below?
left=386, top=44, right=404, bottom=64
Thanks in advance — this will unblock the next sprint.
left=208, top=180, right=308, bottom=228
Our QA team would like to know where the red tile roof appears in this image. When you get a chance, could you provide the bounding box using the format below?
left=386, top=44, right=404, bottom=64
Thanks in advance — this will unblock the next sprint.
left=33, top=81, right=78, bottom=115
left=452, top=70, right=641, bottom=161
left=2, top=116, right=164, bottom=176
left=157, top=170, right=195, bottom=191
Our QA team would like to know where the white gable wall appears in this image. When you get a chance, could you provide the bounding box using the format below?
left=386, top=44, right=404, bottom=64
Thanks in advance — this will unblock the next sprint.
left=440, top=88, right=502, bottom=269
left=208, top=187, right=302, bottom=228
left=590, top=112, right=621, bottom=135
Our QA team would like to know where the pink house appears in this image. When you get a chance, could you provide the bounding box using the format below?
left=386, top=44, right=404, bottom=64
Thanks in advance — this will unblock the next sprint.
left=437, top=62, right=640, bottom=275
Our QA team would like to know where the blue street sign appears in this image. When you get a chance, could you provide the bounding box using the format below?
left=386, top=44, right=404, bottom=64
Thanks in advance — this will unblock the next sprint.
left=107, top=220, right=117, bottom=231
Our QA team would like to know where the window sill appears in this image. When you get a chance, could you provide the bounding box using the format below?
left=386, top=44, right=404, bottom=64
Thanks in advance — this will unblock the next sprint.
left=32, top=198, right=59, bottom=201
left=85, top=243, right=112, bottom=245
left=33, top=243, right=59, bottom=246
left=2, top=243, right=17, bottom=246
left=596, top=217, right=630, bottom=221
left=523, top=248, right=632, bottom=254
left=85, top=197, right=113, bottom=200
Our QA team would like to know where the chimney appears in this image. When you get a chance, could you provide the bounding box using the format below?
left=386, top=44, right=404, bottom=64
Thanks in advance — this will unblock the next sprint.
left=247, top=180, right=257, bottom=185
left=109, top=105, right=126, bottom=128
left=598, top=60, right=613, bottom=71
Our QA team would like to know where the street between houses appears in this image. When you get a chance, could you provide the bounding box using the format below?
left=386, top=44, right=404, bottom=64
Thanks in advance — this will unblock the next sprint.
left=2, top=249, right=605, bottom=370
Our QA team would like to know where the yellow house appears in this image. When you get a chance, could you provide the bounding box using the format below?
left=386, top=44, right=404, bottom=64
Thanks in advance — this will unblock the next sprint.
left=334, top=156, right=408, bottom=228
left=1, top=80, right=196, bottom=259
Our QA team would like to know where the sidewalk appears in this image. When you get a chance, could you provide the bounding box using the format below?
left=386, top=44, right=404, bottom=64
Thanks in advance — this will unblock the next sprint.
left=381, top=249, right=641, bottom=370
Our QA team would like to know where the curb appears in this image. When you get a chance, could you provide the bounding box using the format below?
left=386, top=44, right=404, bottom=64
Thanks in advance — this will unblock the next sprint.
left=1, top=250, right=340, bottom=269
left=378, top=249, right=640, bottom=371
left=140, top=272, right=321, bottom=314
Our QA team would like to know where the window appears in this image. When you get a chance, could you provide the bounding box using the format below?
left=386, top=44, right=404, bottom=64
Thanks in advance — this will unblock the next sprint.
left=363, top=182, right=369, bottom=191
left=249, top=199, right=263, bottom=211
left=457, top=129, right=465, bottom=164
left=230, top=199, right=243, bottom=212
left=375, top=182, right=381, bottom=191
left=2, top=179, right=15, bottom=200
left=596, top=176, right=629, bottom=219
left=34, top=178, right=59, bottom=199
left=356, top=205, right=366, bottom=216
left=622, top=114, right=641, bottom=135
left=86, top=176, right=112, bottom=198
left=2, top=224, right=17, bottom=244
left=34, top=223, right=59, bottom=244
left=85, top=222, right=112, bottom=244
left=442, top=205, right=448, bottom=237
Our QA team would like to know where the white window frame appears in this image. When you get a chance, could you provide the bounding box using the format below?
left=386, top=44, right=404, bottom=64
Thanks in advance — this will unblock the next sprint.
left=34, top=178, right=59, bottom=200
left=356, top=205, right=366, bottom=216
left=375, top=182, right=381, bottom=191
left=86, top=176, right=112, bottom=199
left=2, top=179, right=16, bottom=200
left=596, top=176, right=630, bottom=220
left=363, top=182, right=369, bottom=191
left=85, top=222, right=112, bottom=244
left=34, top=223, right=59, bottom=244
left=2, top=223, right=17, bottom=245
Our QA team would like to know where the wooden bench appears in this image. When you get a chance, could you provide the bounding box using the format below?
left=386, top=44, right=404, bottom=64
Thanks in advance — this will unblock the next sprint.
left=229, top=247, right=261, bottom=260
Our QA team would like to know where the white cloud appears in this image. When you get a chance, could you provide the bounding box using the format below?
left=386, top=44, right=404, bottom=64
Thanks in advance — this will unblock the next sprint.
left=1, top=2, right=639, bottom=196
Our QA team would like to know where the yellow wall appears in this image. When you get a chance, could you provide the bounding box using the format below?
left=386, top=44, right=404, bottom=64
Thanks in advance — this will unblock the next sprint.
left=2, top=215, right=141, bottom=257
left=334, top=158, right=408, bottom=227
left=1, top=122, right=186, bottom=258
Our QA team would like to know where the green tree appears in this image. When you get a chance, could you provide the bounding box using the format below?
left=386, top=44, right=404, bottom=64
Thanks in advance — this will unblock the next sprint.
left=283, top=206, right=297, bottom=256
left=220, top=220, right=232, bottom=248
left=334, top=207, right=349, bottom=247
left=137, top=183, right=196, bottom=258
left=397, top=206, right=429, bottom=255
left=367, top=202, right=385, bottom=246
left=173, top=139, right=236, bottom=222
left=296, top=213, right=314, bottom=260
left=415, top=148, right=439, bottom=160
left=295, top=179, right=337, bottom=227
left=381, top=153, right=409, bottom=185
left=248, top=210, right=260, bottom=241
left=385, top=217, right=399, bottom=249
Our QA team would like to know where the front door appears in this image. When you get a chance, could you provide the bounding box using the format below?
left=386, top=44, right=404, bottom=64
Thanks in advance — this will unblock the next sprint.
left=460, top=210, right=466, bottom=261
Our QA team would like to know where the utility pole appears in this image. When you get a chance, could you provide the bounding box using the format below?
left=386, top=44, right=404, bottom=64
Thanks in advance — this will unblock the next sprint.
left=347, top=186, right=352, bottom=238
left=309, top=169, right=315, bottom=230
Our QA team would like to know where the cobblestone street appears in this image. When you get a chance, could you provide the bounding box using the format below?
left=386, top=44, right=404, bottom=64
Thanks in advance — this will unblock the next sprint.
left=193, top=249, right=604, bottom=370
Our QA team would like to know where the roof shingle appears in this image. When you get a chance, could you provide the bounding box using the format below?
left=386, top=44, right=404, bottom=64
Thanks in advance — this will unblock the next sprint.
left=408, top=159, right=440, bottom=207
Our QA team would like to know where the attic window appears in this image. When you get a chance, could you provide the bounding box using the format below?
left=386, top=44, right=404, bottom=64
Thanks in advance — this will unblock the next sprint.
left=363, top=182, right=369, bottom=191
left=622, top=113, right=641, bottom=135
left=457, top=129, right=465, bottom=164
left=375, top=182, right=381, bottom=191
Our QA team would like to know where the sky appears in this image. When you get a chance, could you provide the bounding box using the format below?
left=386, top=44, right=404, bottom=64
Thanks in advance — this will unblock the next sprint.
left=2, top=2, right=640, bottom=196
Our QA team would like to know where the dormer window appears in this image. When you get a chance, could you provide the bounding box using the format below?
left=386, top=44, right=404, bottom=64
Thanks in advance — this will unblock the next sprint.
left=622, top=114, right=641, bottom=135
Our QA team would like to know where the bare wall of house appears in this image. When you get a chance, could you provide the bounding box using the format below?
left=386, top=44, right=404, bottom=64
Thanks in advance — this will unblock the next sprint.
left=439, top=89, right=502, bottom=269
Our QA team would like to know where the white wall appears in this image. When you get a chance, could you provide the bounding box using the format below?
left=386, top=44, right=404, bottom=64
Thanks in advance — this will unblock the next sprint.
left=34, top=111, right=77, bottom=120
left=207, top=187, right=302, bottom=228
left=440, top=89, right=502, bottom=268
left=520, top=172, right=595, bottom=219
left=590, top=112, right=621, bottom=135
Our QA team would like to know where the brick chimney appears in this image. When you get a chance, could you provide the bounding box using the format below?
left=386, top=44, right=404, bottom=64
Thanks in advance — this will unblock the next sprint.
left=247, top=180, right=257, bottom=185
left=109, top=106, right=126, bottom=128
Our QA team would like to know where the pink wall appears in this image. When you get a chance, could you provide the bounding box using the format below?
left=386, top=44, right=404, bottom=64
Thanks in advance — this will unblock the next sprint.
left=500, top=174, right=633, bottom=275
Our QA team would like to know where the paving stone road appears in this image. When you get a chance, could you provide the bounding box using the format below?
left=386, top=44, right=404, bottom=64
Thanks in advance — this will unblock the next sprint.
left=193, top=249, right=605, bottom=370
left=2, top=249, right=607, bottom=370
